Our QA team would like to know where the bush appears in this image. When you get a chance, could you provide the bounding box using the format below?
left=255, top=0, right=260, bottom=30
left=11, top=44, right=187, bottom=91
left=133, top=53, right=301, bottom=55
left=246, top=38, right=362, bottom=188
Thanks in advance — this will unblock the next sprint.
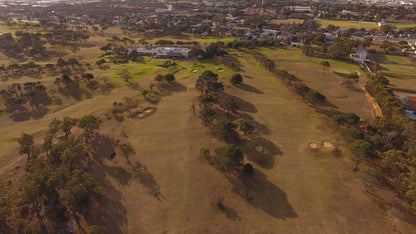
left=199, top=146, right=210, bottom=156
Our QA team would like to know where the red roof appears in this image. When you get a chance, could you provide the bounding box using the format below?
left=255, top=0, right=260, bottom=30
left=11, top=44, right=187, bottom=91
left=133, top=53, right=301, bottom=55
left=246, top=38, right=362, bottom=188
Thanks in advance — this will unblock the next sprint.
left=410, top=97, right=416, bottom=111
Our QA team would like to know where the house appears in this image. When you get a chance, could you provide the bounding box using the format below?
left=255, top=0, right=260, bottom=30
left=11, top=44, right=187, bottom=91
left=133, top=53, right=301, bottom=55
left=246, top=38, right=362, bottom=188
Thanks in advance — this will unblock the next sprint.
left=290, top=42, right=303, bottom=47
left=128, top=47, right=190, bottom=59
left=350, top=48, right=371, bottom=63
left=323, top=33, right=335, bottom=41
left=291, top=6, right=312, bottom=13
left=277, top=33, right=290, bottom=41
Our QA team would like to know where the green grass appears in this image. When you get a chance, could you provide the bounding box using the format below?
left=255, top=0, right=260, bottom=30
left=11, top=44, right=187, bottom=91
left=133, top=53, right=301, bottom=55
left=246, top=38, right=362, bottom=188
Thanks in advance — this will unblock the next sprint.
left=100, top=58, right=233, bottom=87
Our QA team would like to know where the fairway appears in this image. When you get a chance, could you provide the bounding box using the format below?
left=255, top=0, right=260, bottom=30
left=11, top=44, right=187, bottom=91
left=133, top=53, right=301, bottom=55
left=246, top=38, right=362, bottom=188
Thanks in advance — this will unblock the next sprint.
left=373, top=54, right=416, bottom=90
left=260, top=48, right=374, bottom=121
left=270, top=19, right=416, bottom=30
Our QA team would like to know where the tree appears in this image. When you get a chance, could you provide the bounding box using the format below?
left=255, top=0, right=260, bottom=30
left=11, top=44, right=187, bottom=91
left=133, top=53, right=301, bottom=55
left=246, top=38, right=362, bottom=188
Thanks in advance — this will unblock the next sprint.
left=213, top=119, right=237, bottom=140
left=18, top=133, right=34, bottom=160
left=199, top=107, right=216, bottom=124
left=347, top=139, right=377, bottom=170
left=338, top=128, right=364, bottom=145
left=56, top=58, right=66, bottom=69
left=361, top=37, right=373, bottom=48
left=189, top=47, right=205, bottom=59
left=81, top=73, right=94, bottom=83
left=78, top=115, right=102, bottom=138
left=230, top=73, right=243, bottom=85
left=243, top=163, right=254, bottom=176
left=61, top=117, right=78, bottom=137
left=198, top=94, right=216, bottom=106
left=96, top=59, right=106, bottom=67
left=320, top=61, right=330, bottom=71
left=236, top=119, right=255, bottom=135
left=213, top=144, right=243, bottom=170
left=380, top=150, right=408, bottom=178
left=154, top=74, right=163, bottom=82
left=195, top=70, right=224, bottom=94
left=61, top=169, right=96, bottom=212
left=219, top=96, right=239, bottom=114
left=163, top=73, right=175, bottom=83
left=22, top=159, right=48, bottom=216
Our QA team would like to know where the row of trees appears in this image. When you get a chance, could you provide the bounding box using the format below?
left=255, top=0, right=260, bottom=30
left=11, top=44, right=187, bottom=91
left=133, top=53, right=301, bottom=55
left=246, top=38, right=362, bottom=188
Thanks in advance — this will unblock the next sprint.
left=250, top=50, right=327, bottom=105
left=0, top=115, right=104, bottom=232
left=0, top=82, right=51, bottom=121
left=0, top=58, right=88, bottom=77
left=364, top=74, right=416, bottom=207
left=196, top=70, right=256, bottom=174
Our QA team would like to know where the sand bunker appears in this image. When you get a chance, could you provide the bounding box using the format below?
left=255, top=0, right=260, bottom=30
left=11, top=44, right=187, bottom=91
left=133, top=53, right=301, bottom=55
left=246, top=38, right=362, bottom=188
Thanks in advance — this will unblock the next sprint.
left=217, top=68, right=224, bottom=73
left=309, top=142, right=319, bottom=149
left=255, top=145, right=264, bottom=152
left=192, top=69, right=197, bottom=73
left=322, top=141, right=334, bottom=148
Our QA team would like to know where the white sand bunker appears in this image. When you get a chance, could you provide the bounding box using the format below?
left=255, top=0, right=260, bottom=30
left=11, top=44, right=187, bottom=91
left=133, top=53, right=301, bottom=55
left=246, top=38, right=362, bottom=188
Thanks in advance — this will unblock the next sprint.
left=217, top=68, right=224, bottom=73
left=309, top=142, right=319, bottom=149
left=192, top=69, right=197, bottom=72
left=322, top=141, right=334, bottom=148
left=255, top=145, right=264, bottom=152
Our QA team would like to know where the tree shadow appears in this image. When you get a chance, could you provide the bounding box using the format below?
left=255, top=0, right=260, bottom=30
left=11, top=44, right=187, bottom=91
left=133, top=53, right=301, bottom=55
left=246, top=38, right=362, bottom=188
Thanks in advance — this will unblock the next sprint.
left=237, top=83, right=264, bottom=94
left=167, top=81, right=187, bottom=93
left=89, top=133, right=118, bottom=162
left=86, top=135, right=127, bottom=233
left=83, top=178, right=128, bottom=234
left=244, top=136, right=283, bottom=169
left=315, top=99, right=337, bottom=109
left=368, top=190, right=416, bottom=228
left=105, top=166, right=132, bottom=186
left=130, top=161, right=163, bottom=200
left=225, top=94, right=257, bottom=113
left=11, top=110, right=32, bottom=122
left=217, top=204, right=241, bottom=221
left=230, top=169, right=297, bottom=219
left=32, top=107, right=49, bottom=120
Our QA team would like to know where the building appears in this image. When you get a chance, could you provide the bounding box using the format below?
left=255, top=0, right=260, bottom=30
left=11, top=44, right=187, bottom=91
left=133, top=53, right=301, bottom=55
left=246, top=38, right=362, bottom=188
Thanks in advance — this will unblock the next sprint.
left=350, top=48, right=371, bottom=63
left=128, top=47, right=190, bottom=59
left=291, top=6, right=312, bottom=13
